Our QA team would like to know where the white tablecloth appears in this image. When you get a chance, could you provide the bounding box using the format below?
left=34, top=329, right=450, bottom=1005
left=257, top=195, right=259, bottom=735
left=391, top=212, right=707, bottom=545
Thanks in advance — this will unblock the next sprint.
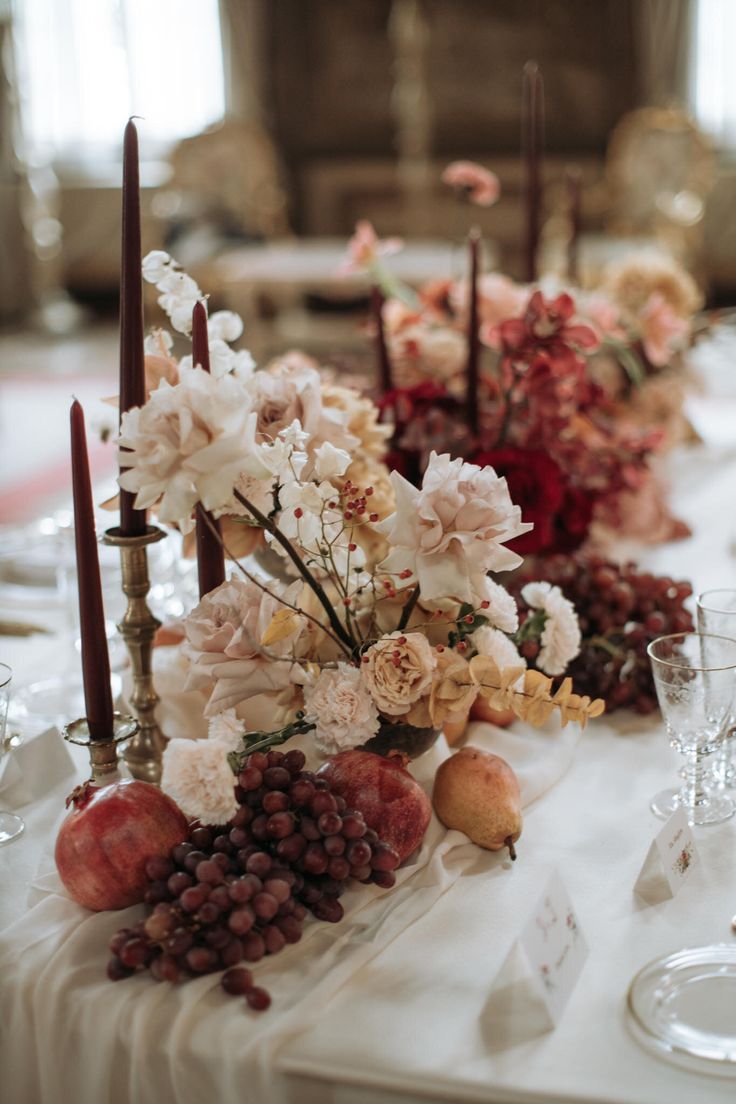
left=2, top=336, right=736, bottom=1104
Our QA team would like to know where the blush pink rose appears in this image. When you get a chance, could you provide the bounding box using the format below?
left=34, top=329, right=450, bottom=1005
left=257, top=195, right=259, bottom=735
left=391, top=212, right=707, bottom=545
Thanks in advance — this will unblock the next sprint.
left=182, top=576, right=304, bottom=716
left=361, top=631, right=436, bottom=718
left=377, top=451, right=532, bottom=604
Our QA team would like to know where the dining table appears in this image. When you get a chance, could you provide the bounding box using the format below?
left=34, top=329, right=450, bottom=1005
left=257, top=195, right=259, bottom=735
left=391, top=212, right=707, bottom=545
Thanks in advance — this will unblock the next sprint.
left=1, top=328, right=736, bottom=1104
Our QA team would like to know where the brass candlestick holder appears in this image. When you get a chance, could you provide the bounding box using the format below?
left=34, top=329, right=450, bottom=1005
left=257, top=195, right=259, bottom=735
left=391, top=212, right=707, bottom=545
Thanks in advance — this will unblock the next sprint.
left=63, top=714, right=139, bottom=783
left=102, top=524, right=167, bottom=783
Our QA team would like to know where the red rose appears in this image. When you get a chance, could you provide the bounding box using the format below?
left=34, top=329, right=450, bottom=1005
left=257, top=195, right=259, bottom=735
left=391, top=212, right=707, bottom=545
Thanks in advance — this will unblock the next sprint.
left=473, top=446, right=594, bottom=555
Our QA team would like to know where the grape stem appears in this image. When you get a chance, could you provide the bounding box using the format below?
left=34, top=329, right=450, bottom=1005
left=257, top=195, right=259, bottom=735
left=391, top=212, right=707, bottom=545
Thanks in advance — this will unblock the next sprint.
left=588, top=634, right=624, bottom=659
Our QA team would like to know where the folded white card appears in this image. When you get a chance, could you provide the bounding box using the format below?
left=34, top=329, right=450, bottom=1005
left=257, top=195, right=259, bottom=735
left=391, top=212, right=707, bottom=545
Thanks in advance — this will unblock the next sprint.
left=634, top=807, right=699, bottom=904
left=485, top=869, right=588, bottom=1034
left=0, top=726, right=76, bottom=807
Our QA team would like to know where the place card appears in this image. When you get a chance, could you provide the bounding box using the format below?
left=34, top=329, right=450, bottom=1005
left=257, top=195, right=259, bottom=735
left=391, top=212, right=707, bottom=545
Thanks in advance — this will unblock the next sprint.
left=634, top=807, right=699, bottom=904
left=518, top=868, right=589, bottom=1023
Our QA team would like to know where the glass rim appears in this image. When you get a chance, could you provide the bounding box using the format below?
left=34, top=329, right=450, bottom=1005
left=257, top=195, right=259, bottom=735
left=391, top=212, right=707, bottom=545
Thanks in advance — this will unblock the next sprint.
left=647, top=631, right=736, bottom=672
left=0, top=662, right=11, bottom=689
left=696, top=588, right=736, bottom=615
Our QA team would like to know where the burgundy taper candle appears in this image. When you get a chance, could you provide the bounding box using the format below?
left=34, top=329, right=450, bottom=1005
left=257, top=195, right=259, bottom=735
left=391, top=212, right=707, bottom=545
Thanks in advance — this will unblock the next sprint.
left=192, top=301, right=226, bottom=598
left=371, top=285, right=393, bottom=392
left=465, top=229, right=481, bottom=435
left=119, top=119, right=147, bottom=536
left=70, top=400, right=115, bottom=741
left=522, top=61, right=544, bottom=284
left=566, top=165, right=582, bottom=285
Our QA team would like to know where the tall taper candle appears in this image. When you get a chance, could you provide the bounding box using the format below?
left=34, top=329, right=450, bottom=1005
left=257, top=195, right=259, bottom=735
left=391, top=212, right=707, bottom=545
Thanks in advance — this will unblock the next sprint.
left=465, top=229, right=481, bottom=435
left=70, top=400, right=115, bottom=741
left=192, top=301, right=226, bottom=598
left=119, top=119, right=147, bottom=537
left=522, top=61, right=544, bottom=284
left=566, top=165, right=582, bottom=285
left=371, top=285, right=393, bottom=392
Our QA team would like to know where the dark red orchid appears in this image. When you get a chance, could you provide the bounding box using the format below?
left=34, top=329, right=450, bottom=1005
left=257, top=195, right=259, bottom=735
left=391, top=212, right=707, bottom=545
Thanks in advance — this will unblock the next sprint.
left=497, top=291, right=599, bottom=366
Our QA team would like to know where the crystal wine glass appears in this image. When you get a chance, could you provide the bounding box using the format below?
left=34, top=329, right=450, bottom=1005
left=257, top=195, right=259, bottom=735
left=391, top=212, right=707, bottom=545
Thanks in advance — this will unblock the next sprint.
left=648, top=633, right=736, bottom=825
left=696, top=588, right=736, bottom=789
left=0, top=663, right=24, bottom=845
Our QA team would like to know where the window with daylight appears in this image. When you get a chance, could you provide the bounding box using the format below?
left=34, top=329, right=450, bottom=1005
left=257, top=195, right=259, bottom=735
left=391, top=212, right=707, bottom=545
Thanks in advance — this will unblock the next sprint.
left=691, top=0, right=736, bottom=150
left=14, top=0, right=225, bottom=162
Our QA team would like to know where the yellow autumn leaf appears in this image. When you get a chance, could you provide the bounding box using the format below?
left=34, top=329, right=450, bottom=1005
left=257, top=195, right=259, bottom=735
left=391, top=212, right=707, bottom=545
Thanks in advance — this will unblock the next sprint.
left=261, top=608, right=300, bottom=646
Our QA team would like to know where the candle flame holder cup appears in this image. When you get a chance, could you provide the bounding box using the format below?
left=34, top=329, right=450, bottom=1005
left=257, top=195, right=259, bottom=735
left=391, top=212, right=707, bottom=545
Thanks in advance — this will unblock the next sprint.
left=63, top=714, right=139, bottom=783
left=102, top=524, right=167, bottom=783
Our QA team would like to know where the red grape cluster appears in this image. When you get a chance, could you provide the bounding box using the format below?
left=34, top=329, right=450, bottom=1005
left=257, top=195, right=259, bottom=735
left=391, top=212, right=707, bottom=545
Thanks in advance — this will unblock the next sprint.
left=510, top=553, right=694, bottom=714
left=107, top=747, right=401, bottom=1011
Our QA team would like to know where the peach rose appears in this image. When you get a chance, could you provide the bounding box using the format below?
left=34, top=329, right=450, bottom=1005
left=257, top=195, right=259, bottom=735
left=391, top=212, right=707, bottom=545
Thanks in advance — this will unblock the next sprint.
left=362, top=631, right=436, bottom=718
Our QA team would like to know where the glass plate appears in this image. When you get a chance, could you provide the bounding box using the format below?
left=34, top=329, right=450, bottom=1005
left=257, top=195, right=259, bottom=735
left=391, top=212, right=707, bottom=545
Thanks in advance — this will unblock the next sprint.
left=627, top=945, right=736, bottom=1077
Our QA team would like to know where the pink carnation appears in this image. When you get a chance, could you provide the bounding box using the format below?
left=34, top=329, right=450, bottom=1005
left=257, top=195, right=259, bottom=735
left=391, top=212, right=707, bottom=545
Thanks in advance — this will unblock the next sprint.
left=442, top=161, right=500, bottom=207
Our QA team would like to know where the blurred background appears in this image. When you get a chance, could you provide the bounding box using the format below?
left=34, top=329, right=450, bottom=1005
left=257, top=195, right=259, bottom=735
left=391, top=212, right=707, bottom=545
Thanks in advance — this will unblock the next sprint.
left=0, top=0, right=733, bottom=519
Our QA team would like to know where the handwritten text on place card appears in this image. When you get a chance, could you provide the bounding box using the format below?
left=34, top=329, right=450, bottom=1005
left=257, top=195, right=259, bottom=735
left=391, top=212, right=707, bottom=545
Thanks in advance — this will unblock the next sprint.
left=656, top=806, right=699, bottom=895
left=519, top=869, right=588, bottom=1023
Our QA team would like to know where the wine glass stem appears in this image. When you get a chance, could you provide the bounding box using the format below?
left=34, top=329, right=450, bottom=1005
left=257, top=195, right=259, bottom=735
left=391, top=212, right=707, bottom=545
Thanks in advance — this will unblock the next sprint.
left=681, top=749, right=710, bottom=814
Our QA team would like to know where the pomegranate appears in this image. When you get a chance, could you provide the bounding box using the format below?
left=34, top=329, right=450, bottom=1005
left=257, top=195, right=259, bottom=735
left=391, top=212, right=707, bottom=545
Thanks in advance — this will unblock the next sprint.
left=317, top=750, right=431, bottom=862
left=55, top=779, right=188, bottom=911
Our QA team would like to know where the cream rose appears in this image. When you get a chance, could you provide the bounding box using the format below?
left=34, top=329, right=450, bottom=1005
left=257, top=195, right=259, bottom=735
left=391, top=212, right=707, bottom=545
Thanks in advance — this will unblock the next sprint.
left=377, top=451, right=532, bottom=604
left=246, top=358, right=358, bottom=460
left=182, top=576, right=305, bottom=716
left=304, top=664, right=380, bottom=754
left=118, top=366, right=266, bottom=532
left=362, top=631, right=436, bottom=718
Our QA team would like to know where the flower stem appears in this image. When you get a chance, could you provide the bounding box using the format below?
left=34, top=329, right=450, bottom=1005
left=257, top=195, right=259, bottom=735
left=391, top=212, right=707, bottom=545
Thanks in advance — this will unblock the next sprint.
left=232, top=488, right=357, bottom=653
left=397, top=585, right=421, bottom=632
left=197, top=506, right=352, bottom=659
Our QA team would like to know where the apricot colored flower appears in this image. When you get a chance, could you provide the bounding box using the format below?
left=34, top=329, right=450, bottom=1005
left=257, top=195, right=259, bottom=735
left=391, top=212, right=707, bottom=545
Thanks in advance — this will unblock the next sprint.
left=362, top=631, right=436, bottom=718
left=639, top=293, right=690, bottom=367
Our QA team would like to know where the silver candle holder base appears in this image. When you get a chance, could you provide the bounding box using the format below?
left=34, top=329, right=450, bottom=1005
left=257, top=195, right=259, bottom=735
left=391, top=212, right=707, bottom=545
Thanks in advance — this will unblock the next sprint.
left=102, top=524, right=167, bottom=783
left=63, top=714, right=139, bottom=783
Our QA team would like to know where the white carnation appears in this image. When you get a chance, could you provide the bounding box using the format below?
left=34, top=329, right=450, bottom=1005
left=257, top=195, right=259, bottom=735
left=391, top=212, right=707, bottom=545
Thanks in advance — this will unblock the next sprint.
left=162, top=738, right=238, bottom=825
left=304, top=664, right=380, bottom=755
left=207, top=709, right=245, bottom=751
left=476, top=577, right=519, bottom=633
left=473, top=626, right=525, bottom=672
left=521, top=581, right=581, bottom=676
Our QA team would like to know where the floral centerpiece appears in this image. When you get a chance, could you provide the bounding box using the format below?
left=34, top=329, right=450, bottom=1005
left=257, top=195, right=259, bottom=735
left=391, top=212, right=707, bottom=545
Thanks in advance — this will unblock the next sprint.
left=345, top=188, right=704, bottom=554
left=116, top=293, right=604, bottom=825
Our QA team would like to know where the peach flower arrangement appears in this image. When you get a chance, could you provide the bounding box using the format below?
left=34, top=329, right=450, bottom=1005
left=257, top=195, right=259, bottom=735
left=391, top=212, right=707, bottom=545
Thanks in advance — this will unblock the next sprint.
left=116, top=267, right=604, bottom=825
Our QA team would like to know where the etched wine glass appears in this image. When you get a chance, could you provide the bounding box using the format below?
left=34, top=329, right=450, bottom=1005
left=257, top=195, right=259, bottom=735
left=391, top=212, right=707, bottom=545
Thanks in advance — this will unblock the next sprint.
left=647, top=633, right=736, bottom=825
left=0, top=663, right=24, bottom=845
left=696, top=588, right=736, bottom=789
